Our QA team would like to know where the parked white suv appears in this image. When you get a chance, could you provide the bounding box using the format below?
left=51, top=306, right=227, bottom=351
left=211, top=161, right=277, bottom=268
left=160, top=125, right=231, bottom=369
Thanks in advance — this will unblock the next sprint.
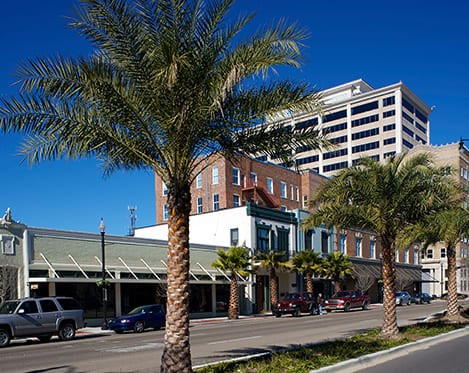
left=0, top=296, right=85, bottom=347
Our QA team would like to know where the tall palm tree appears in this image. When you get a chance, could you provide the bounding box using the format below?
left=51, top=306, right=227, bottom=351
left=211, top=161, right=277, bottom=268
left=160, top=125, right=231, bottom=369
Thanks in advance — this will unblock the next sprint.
left=304, top=154, right=455, bottom=337
left=212, top=246, right=251, bottom=320
left=289, top=250, right=323, bottom=293
left=256, top=250, right=288, bottom=311
left=0, top=1, right=327, bottom=371
left=322, top=252, right=353, bottom=293
left=401, top=207, right=469, bottom=318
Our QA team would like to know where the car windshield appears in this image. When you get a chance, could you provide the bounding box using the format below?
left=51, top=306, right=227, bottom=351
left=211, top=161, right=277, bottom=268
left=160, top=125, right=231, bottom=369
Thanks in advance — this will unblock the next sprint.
left=0, top=301, right=20, bottom=314
left=332, top=292, right=350, bottom=297
left=283, top=294, right=300, bottom=300
left=128, top=305, right=153, bottom=315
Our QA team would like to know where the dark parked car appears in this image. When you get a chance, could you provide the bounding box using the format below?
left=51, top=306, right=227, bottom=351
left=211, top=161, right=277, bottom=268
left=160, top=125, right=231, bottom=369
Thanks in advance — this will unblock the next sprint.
left=395, top=291, right=411, bottom=306
left=108, top=304, right=165, bottom=333
left=272, top=292, right=319, bottom=317
left=411, top=293, right=431, bottom=304
left=324, top=290, right=370, bottom=312
left=441, top=292, right=468, bottom=300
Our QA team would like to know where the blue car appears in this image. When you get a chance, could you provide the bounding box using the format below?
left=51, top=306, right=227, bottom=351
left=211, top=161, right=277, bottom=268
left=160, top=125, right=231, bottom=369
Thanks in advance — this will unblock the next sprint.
left=108, top=304, right=165, bottom=333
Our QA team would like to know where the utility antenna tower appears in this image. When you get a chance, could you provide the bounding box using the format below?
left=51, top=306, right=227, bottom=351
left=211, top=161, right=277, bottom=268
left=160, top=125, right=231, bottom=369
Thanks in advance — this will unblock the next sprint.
left=128, top=206, right=137, bottom=236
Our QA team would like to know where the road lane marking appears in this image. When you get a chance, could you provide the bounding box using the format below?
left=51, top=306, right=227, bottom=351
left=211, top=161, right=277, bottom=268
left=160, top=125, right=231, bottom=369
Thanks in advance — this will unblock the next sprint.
left=98, top=342, right=164, bottom=353
left=208, top=336, right=261, bottom=345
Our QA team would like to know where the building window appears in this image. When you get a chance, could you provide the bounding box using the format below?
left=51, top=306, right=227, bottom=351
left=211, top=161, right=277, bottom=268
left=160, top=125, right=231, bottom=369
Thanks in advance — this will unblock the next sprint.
left=427, top=249, right=433, bottom=259
left=404, top=249, right=409, bottom=263
left=250, top=172, right=257, bottom=186
left=395, top=249, right=399, bottom=262
left=321, top=231, right=329, bottom=254
left=196, top=173, right=202, bottom=189
left=351, top=100, right=378, bottom=115
left=323, top=110, right=347, bottom=123
left=266, top=177, right=273, bottom=193
left=280, top=205, right=287, bottom=212
left=414, top=248, right=419, bottom=264
left=1, top=235, right=15, bottom=255
left=277, top=228, right=289, bottom=253
left=370, top=239, right=376, bottom=259
left=197, top=197, right=203, bottom=214
left=295, top=187, right=299, bottom=202
left=280, top=182, right=287, bottom=198
left=257, top=226, right=271, bottom=253
left=355, top=236, right=362, bottom=257
left=352, top=141, right=380, bottom=154
left=441, top=248, right=446, bottom=258
left=162, top=181, right=168, bottom=196
left=323, top=161, right=348, bottom=173
left=383, top=96, right=395, bottom=107
left=230, top=228, right=239, bottom=246
left=213, top=194, right=220, bottom=211
left=212, top=167, right=219, bottom=184
left=163, top=204, right=169, bottom=221
left=305, top=230, right=313, bottom=250
left=232, top=167, right=240, bottom=185
left=339, top=233, right=346, bottom=254
left=384, top=137, right=396, bottom=145
left=303, top=195, right=308, bottom=208
left=383, top=123, right=396, bottom=132
left=289, top=185, right=294, bottom=200
left=233, top=194, right=240, bottom=207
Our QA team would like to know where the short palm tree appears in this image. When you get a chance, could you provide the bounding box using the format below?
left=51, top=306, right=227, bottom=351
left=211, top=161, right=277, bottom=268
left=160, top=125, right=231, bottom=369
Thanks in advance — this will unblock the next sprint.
left=322, top=252, right=353, bottom=293
left=304, top=154, right=455, bottom=337
left=402, top=206, right=469, bottom=318
left=0, top=0, right=327, bottom=371
left=256, top=250, right=288, bottom=311
left=212, top=246, right=251, bottom=320
left=289, top=250, right=323, bottom=292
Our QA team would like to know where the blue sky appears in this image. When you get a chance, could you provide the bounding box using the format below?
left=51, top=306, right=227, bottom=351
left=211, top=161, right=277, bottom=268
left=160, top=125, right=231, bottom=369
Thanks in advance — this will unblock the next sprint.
left=1, top=0, right=468, bottom=235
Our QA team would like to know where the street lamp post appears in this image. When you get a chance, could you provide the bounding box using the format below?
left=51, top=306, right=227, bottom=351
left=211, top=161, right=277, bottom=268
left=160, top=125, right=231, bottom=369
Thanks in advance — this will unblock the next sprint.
left=99, top=218, right=108, bottom=330
left=440, top=261, right=444, bottom=298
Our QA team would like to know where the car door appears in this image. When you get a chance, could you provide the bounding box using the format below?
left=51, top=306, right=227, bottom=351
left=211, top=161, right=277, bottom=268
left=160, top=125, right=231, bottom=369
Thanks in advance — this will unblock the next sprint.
left=14, top=300, right=43, bottom=336
left=147, top=305, right=165, bottom=328
left=38, top=299, right=60, bottom=333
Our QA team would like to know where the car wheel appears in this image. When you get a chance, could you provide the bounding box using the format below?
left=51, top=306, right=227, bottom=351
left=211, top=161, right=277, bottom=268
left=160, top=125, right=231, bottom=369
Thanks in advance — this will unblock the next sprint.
left=344, top=303, right=351, bottom=312
left=38, top=335, right=52, bottom=343
left=0, top=328, right=11, bottom=348
left=58, top=323, right=76, bottom=341
left=114, top=330, right=124, bottom=334
left=310, top=306, right=318, bottom=315
left=134, top=320, right=145, bottom=333
left=293, top=308, right=301, bottom=317
left=362, top=301, right=369, bottom=310
left=274, top=312, right=281, bottom=318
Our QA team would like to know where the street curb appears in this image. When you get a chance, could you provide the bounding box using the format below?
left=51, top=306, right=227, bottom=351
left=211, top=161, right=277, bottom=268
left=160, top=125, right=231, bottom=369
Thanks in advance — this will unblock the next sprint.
left=310, top=326, right=469, bottom=373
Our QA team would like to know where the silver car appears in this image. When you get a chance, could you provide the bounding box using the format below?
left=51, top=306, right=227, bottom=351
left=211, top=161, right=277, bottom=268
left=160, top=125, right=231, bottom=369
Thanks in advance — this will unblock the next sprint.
left=0, top=297, right=85, bottom=347
left=395, top=291, right=411, bottom=306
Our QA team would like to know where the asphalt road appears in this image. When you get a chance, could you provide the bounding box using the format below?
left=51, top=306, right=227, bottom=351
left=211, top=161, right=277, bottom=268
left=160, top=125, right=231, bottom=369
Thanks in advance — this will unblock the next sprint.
left=355, top=332, right=469, bottom=373
left=0, top=301, right=459, bottom=373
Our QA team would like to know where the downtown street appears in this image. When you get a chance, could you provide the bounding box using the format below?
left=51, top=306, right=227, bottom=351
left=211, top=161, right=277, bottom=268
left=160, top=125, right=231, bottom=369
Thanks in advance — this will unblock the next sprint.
left=0, top=301, right=464, bottom=373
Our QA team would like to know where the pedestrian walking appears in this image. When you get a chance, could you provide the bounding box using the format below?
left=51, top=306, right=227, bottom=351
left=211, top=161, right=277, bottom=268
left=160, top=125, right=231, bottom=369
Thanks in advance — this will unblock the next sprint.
left=317, top=293, right=324, bottom=315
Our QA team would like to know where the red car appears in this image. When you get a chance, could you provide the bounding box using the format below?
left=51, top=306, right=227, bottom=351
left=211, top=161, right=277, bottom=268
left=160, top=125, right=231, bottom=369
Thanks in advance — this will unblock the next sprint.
left=324, top=290, right=370, bottom=312
left=272, top=292, right=319, bottom=317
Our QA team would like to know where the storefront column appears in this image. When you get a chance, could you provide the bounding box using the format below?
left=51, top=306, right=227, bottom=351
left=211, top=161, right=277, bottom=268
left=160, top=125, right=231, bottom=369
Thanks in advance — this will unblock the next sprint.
left=211, top=284, right=217, bottom=316
left=115, top=282, right=122, bottom=316
left=48, top=282, right=56, bottom=296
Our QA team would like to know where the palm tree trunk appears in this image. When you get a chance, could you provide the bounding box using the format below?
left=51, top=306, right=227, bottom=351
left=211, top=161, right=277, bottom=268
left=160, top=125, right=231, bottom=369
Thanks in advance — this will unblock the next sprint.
left=305, top=271, right=314, bottom=293
left=269, top=268, right=278, bottom=311
left=381, top=241, right=398, bottom=337
left=447, top=245, right=459, bottom=317
left=229, top=273, right=239, bottom=319
left=161, top=182, right=192, bottom=373
left=334, top=276, right=341, bottom=293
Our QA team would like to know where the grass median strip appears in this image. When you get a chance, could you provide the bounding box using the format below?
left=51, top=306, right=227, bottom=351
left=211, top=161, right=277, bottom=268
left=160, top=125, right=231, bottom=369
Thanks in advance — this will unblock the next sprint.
left=195, top=323, right=465, bottom=373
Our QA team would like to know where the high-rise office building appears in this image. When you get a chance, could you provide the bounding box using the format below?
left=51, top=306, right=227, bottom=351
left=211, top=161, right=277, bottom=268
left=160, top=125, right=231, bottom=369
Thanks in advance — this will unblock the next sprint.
left=264, top=79, right=432, bottom=176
